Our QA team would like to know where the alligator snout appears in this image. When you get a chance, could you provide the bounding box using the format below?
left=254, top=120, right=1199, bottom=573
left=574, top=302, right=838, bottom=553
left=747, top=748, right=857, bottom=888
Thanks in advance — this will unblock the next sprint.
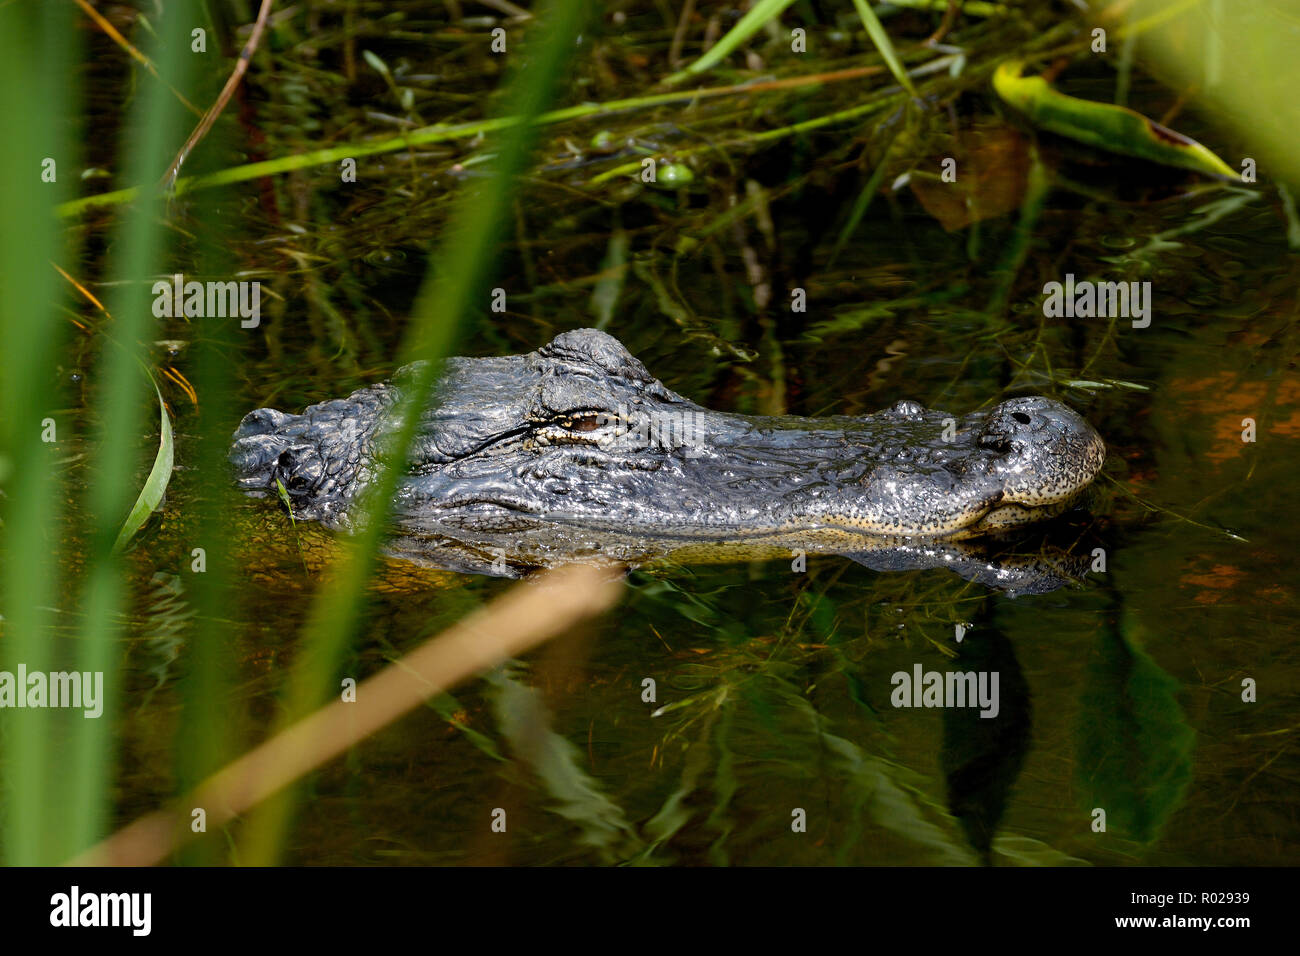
left=229, top=408, right=300, bottom=491
left=978, top=396, right=1106, bottom=507
left=229, top=409, right=330, bottom=501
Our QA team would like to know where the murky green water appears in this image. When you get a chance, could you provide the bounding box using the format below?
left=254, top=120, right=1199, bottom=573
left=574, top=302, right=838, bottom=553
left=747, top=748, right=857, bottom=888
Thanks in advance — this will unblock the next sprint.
left=55, top=2, right=1300, bottom=865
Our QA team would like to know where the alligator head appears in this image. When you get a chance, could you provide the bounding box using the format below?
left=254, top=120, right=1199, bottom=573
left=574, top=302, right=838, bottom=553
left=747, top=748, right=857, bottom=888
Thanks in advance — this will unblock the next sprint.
left=230, top=329, right=1105, bottom=590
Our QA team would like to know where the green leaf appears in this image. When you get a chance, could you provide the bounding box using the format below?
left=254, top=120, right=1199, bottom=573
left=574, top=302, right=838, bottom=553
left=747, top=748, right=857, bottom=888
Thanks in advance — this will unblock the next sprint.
left=273, top=477, right=296, bottom=523
left=993, top=59, right=1236, bottom=179
left=112, top=378, right=173, bottom=553
left=850, top=0, right=917, bottom=97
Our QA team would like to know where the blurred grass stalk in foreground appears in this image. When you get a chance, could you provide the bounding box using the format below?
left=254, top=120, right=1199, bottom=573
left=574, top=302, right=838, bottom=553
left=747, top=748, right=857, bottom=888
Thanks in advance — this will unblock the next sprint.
left=0, top=0, right=79, bottom=867
left=1, top=0, right=200, bottom=865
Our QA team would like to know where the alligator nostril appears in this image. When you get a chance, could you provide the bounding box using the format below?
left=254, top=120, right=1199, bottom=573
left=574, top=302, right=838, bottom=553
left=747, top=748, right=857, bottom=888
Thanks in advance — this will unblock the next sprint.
left=1012, top=412, right=1032, bottom=425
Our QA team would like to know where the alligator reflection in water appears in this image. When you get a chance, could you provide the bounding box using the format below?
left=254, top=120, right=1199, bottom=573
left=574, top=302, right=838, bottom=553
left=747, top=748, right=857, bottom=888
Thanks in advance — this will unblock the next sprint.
left=230, top=329, right=1105, bottom=594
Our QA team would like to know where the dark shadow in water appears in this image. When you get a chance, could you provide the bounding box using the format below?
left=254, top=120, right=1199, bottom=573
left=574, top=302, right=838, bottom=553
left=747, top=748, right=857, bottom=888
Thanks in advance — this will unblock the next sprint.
left=940, top=616, right=1033, bottom=864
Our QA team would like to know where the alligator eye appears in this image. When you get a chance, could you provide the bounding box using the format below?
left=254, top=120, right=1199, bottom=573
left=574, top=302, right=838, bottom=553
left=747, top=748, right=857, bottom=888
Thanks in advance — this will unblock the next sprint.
left=533, top=410, right=611, bottom=447
left=1012, top=412, right=1032, bottom=425
left=556, top=411, right=605, bottom=433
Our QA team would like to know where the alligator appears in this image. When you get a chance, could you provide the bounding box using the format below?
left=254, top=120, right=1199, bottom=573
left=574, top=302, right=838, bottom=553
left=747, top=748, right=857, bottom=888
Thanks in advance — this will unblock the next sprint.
left=230, top=329, right=1106, bottom=593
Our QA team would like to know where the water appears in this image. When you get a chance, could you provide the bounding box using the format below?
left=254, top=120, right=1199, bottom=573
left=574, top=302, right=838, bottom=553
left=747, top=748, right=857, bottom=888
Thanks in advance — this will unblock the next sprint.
left=53, top=3, right=1300, bottom=865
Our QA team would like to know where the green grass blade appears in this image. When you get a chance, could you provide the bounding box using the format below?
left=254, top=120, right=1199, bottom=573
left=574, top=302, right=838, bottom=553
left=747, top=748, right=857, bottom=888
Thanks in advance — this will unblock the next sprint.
left=0, top=0, right=79, bottom=866
left=850, top=0, right=918, bottom=97
left=880, top=0, right=1006, bottom=13
left=111, top=377, right=174, bottom=553
left=662, top=0, right=798, bottom=85
left=62, top=0, right=198, bottom=863
left=829, top=121, right=903, bottom=265
left=171, top=261, right=243, bottom=864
